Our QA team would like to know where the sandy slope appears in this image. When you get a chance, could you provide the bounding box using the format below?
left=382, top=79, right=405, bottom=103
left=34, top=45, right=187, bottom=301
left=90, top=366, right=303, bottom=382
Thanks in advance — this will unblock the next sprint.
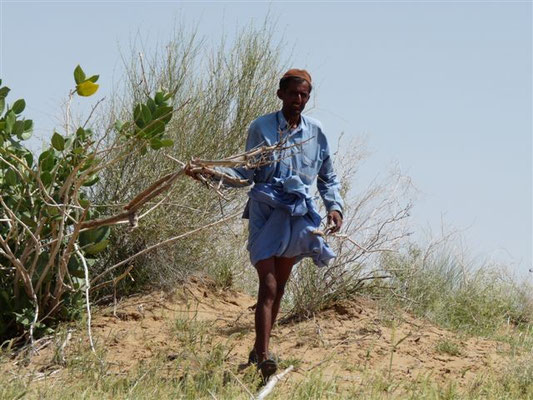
left=14, top=278, right=509, bottom=390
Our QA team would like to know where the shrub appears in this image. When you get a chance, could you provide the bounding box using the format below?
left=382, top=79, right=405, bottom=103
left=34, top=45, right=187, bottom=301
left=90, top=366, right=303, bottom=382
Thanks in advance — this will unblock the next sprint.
left=381, top=239, right=533, bottom=335
left=285, top=143, right=414, bottom=319
left=0, top=67, right=176, bottom=343
left=92, top=23, right=284, bottom=292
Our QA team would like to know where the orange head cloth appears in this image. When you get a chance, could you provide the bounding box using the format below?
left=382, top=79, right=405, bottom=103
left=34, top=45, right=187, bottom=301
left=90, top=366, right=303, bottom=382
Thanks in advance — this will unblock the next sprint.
left=281, top=69, right=312, bottom=87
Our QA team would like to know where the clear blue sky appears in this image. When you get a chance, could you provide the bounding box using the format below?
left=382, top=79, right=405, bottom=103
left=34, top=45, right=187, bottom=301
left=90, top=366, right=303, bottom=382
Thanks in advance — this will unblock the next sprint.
left=1, top=1, right=531, bottom=276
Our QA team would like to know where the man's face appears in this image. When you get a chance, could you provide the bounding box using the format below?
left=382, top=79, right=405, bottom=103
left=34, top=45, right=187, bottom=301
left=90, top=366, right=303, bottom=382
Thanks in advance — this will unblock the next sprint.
left=277, top=80, right=311, bottom=116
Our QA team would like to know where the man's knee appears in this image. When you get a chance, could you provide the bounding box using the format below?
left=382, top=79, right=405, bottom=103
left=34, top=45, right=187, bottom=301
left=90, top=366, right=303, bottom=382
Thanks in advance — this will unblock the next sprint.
left=258, top=276, right=277, bottom=303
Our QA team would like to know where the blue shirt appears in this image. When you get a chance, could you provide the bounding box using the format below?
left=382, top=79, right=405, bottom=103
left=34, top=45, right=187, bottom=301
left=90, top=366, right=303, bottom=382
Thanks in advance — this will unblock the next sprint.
left=218, top=111, right=344, bottom=267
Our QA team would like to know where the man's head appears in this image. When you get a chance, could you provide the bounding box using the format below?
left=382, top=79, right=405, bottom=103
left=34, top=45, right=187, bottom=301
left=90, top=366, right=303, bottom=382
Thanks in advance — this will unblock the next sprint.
left=277, top=69, right=312, bottom=119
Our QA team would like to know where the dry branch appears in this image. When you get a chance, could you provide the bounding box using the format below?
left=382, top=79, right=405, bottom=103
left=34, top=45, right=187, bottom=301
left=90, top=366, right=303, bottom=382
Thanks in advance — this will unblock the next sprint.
left=255, top=365, right=294, bottom=400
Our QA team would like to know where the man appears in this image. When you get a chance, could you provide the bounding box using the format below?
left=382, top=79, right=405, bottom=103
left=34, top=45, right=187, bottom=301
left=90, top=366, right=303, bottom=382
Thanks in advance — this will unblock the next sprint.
left=186, top=69, right=343, bottom=380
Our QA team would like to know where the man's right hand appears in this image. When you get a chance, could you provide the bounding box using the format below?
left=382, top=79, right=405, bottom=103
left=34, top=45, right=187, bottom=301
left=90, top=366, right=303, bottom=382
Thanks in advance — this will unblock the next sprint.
left=184, top=162, right=195, bottom=178
left=184, top=163, right=213, bottom=182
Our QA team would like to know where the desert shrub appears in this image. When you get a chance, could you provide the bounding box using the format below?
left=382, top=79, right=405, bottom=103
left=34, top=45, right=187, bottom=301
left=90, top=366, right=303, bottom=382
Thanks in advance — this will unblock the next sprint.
left=381, top=239, right=533, bottom=336
left=0, top=68, right=177, bottom=343
left=92, top=23, right=284, bottom=293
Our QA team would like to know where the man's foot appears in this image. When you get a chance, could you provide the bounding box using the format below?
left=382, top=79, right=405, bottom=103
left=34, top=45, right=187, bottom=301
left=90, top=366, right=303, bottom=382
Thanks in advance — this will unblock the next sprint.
left=258, top=358, right=278, bottom=381
left=248, top=348, right=279, bottom=365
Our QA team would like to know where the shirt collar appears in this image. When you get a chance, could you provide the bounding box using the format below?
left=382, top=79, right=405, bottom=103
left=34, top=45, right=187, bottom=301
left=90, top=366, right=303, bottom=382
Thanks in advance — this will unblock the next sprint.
left=277, top=110, right=306, bottom=134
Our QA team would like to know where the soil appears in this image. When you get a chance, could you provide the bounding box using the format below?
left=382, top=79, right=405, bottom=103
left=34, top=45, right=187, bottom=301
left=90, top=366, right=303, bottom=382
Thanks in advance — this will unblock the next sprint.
left=6, top=277, right=510, bottom=390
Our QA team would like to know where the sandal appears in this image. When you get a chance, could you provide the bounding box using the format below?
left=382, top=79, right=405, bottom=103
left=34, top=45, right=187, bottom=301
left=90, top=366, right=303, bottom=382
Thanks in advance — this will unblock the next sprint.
left=258, top=358, right=278, bottom=381
left=248, top=348, right=279, bottom=365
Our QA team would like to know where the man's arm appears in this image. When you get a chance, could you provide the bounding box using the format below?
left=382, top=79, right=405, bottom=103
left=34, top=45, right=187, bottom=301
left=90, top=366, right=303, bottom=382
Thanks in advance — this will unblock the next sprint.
left=185, top=123, right=263, bottom=188
left=316, top=132, right=344, bottom=233
left=214, top=122, right=264, bottom=187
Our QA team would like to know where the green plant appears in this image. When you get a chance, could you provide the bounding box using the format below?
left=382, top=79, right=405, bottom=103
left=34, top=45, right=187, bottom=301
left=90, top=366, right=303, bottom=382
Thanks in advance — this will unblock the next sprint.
left=0, top=66, right=176, bottom=343
left=435, top=339, right=462, bottom=356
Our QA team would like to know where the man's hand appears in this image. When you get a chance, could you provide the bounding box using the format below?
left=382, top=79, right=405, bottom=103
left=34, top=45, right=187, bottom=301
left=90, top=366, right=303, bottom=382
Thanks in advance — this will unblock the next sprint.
left=184, top=162, right=212, bottom=182
left=326, top=210, right=343, bottom=234
left=184, top=162, right=196, bottom=178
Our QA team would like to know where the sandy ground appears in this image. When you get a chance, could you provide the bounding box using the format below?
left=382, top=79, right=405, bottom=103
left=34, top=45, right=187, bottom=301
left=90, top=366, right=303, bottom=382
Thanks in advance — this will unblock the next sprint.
left=7, top=278, right=510, bottom=391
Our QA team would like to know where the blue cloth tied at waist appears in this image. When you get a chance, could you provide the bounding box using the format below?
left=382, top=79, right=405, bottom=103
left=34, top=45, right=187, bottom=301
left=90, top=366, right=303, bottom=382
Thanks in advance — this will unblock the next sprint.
left=243, top=176, right=336, bottom=268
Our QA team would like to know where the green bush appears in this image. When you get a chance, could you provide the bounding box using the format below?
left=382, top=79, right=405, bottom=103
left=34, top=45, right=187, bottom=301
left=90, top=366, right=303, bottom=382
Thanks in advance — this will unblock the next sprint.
left=0, top=66, right=176, bottom=343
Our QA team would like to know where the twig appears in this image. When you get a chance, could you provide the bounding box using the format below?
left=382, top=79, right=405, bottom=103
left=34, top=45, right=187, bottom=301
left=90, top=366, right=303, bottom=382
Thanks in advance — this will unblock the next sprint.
left=29, top=291, right=39, bottom=353
left=255, top=365, right=294, bottom=400
left=82, top=98, right=106, bottom=129
left=138, top=52, right=151, bottom=96
left=90, top=264, right=134, bottom=293
left=90, top=211, right=241, bottom=284
left=74, top=243, right=95, bottom=354
left=57, top=329, right=73, bottom=365
left=227, top=369, right=255, bottom=399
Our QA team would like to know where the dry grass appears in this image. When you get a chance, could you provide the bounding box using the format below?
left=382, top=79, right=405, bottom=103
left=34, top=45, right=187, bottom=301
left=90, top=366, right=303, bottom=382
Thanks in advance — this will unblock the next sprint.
left=1, top=280, right=531, bottom=399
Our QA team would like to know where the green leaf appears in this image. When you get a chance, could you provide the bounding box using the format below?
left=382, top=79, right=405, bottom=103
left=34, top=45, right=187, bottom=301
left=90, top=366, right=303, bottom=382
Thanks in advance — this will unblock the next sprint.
left=80, top=155, right=97, bottom=171
left=13, top=121, right=24, bottom=137
left=74, top=65, right=86, bottom=85
left=20, top=131, right=32, bottom=140
left=82, top=175, right=99, bottom=186
left=12, top=99, right=25, bottom=114
left=141, top=104, right=152, bottom=124
left=39, top=151, right=55, bottom=171
left=5, top=111, right=15, bottom=134
left=150, top=138, right=163, bottom=150
left=0, top=86, right=10, bottom=98
left=73, top=146, right=84, bottom=155
left=0, top=97, right=4, bottom=114
left=68, top=256, right=85, bottom=278
left=5, top=169, right=17, bottom=186
left=87, top=75, right=99, bottom=83
left=51, top=132, right=65, bottom=151
left=23, top=119, right=33, bottom=131
left=154, top=91, right=165, bottom=106
left=79, top=198, right=90, bottom=208
left=133, top=104, right=144, bottom=128
left=38, top=149, right=52, bottom=164
left=40, top=171, right=52, bottom=186
left=24, top=152, right=33, bottom=167
left=83, top=226, right=111, bottom=244
left=46, top=205, right=59, bottom=217
left=159, top=138, right=174, bottom=148
left=83, top=239, right=109, bottom=255
left=153, top=106, right=173, bottom=124
left=76, top=127, right=86, bottom=139
left=147, top=97, right=157, bottom=113
left=143, top=120, right=165, bottom=138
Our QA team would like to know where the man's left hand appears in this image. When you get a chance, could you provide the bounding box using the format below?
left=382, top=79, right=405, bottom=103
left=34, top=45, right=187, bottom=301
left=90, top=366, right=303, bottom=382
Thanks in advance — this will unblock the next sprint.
left=327, top=210, right=343, bottom=234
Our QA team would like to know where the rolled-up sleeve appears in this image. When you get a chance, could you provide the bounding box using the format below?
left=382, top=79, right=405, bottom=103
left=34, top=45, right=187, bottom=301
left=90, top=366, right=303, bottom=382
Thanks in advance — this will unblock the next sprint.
left=317, top=133, right=344, bottom=216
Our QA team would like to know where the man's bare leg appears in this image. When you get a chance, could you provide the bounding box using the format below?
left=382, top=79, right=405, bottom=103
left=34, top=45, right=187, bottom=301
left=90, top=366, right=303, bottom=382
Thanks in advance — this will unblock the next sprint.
left=271, top=257, right=296, bottom=326
left=254, top=257, right=277, bottom=363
